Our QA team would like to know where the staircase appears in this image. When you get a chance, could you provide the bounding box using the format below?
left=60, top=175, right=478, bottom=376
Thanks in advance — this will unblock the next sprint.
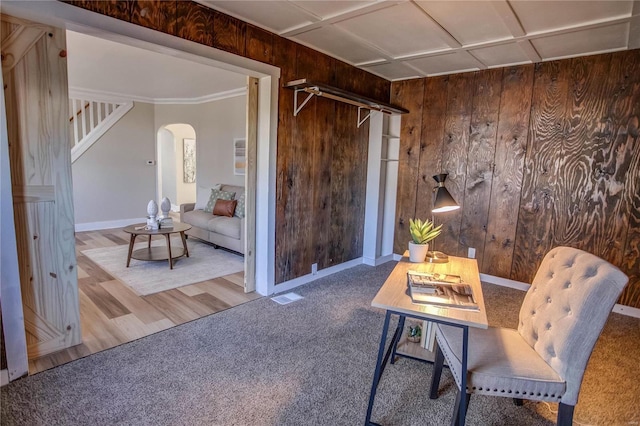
left=69, top=97, right=133, bottom=163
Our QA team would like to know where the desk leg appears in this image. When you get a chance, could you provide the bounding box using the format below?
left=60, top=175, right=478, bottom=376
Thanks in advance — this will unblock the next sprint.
left=365, top=311, right=392, bottom=426
left=456, top=326, right=469, bottom=426
left=126, top=234, right=137, bottom=267
left=165, top=234, right=173, bottom=269
left=390, top=315, right=405, bottom=365
left=180, top=231, right=189, bottom=257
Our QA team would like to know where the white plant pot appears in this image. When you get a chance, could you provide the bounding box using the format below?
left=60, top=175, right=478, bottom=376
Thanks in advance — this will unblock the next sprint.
left=408, top=241, right=429, bottom=263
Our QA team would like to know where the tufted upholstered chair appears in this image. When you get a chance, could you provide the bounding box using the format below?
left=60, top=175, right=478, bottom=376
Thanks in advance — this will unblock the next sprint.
left=428, top=246, right=628, bottom=426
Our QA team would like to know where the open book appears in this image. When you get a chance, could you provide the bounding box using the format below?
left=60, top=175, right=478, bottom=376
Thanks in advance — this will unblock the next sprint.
left=407, top=270, right=479, bottom=310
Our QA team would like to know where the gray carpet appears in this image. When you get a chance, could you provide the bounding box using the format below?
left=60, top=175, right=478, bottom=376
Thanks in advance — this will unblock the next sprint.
left=1, top=263, right=638, bottom=425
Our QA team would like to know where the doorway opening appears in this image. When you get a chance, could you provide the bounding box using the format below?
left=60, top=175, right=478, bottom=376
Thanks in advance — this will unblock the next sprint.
left=157, top=124, right=197, bottom=211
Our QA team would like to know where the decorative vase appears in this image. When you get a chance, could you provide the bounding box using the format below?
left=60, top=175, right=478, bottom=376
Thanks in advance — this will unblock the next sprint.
left=147, top=200, right=158, bottom=218
left=160, top=197, right=171, bottom=218
left=408, top=241, right=429, bottom=263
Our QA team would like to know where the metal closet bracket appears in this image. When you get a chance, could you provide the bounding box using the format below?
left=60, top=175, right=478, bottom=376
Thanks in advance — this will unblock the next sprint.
left=357, top=107, right=371, bottom=128
left=293, top=87, right=317, bottom=116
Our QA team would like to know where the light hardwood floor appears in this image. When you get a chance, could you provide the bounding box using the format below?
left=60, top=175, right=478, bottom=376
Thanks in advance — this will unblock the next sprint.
left=29, top=228, right=259, bottom=374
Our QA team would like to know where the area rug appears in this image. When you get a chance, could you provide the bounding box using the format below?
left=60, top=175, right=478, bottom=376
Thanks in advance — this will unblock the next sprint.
left=81, top=238, right=244, bottom=295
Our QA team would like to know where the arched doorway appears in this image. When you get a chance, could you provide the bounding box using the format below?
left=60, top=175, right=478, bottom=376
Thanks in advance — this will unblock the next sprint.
left=157, top=123, right=196, bottom=210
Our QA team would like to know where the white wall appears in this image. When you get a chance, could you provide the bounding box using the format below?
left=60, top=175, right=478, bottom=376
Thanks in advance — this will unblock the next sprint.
left=154, top=94, right=246, bottom=189
left=73, top=102, right=156, bottom=225
left=163, top=123, right=196, bottom=206
left=72, top=95, right=246, bottom=228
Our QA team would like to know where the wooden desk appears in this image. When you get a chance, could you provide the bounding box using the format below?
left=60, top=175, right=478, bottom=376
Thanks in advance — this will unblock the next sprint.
left=365, top=254, right=488, bottom=426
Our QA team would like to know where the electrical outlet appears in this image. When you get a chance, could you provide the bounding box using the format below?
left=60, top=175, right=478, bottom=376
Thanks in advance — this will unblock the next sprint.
left=468, top=247, right=476, bottom=259
left=312, top=263, right=318, bottom=275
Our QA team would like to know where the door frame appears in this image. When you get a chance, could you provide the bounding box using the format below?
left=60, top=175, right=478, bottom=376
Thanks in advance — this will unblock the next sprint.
left=1, top=1, right=279, bottom=297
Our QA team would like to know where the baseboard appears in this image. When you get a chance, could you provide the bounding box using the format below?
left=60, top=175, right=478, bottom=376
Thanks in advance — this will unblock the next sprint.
left=75, top=218, right=143, bottom=232
left=612, top=304, right=640, bottom=319
left=393, top=253, right=402, bottom=261
left=362, top=254, right=395, bottom=266
left=481, top=273, right=640, bottom=319
left=479, top=273, right=530, bottom=291
left=271, top=257, right=363, bottom=295
left=0, top=369, right=8, bottom=387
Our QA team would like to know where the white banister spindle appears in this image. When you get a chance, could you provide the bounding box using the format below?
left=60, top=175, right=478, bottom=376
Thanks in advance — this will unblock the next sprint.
left=80, top=99, right=87, bottom=140
left=72, top=98, right=79, bottom=147
left=89, top=100, right=95, bottom=131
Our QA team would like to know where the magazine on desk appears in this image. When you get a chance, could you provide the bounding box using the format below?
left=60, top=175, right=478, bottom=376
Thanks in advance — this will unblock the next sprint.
left=407, top=270, right=479, bottom=310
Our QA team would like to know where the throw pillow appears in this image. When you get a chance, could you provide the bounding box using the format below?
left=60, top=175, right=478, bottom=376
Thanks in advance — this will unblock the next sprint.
left=234, top=193, right=246, bottom=218
left=204, top=188, right=235, bottom=213
left=213, top=199, right=237, bottom=217
left=195, top=184, right=221, bottom=210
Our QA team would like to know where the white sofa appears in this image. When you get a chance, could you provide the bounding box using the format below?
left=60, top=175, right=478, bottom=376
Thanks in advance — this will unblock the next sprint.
left=179, top=184, right=244, bottom=255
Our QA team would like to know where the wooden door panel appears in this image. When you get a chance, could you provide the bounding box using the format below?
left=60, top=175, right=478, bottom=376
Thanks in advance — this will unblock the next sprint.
left=2, top=15, right=81, bottom=361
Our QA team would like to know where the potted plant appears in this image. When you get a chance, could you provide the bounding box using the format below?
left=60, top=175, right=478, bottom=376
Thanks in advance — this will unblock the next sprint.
left=408, top=218, right=442, bottom=262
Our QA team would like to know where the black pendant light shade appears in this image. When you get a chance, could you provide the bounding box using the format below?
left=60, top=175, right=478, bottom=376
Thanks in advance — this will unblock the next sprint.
left=432, top=174, right=460, bottom=213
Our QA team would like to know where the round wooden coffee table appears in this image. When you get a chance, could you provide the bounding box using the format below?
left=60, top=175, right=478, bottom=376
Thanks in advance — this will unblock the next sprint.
left=122, top=222, right=192, bottom=270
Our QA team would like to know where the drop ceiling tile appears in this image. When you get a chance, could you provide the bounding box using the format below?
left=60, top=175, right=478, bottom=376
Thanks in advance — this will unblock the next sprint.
left=291, top=1, right=374, bottom=19
left=509, top=0, right=633, bottom=34
left=336, top=2, right=453, bottom=58
left=203, top=1, right=314, bottom=33
left=362, top=62, right=422, bottom=80
left=532, top=23, right=629, bottom=59
left=470, top=43, right=531, bottom=67
left=405, top=51, right=481, bottom=76
left=293, top=26, right=385, bottom=64
left=415, top=1, right=514, bottom=45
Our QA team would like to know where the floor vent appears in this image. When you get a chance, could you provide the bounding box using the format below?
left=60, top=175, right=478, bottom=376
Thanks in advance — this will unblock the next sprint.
left=271, top=292, right=303, bottom=305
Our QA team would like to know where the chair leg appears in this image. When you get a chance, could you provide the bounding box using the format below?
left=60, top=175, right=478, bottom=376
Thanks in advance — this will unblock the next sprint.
left=451, top=389, right=471, bottom=426
left=557, top=403, right=574, bottom=426
left=429, top=340, right=445, bottom=399
left=513, top=398, right=523, bottom=406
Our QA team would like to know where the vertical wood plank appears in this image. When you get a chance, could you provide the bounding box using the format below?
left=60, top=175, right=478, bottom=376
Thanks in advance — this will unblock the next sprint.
left=244, top=77, right=258, bottom=292
left=273, top=36, right=297, bottom=283
left=130, top=1, right=177, bottom=35
left=512, top=61, right=571, bottom=283
left=312, top=97, right=334, bottom=269
left=245, top=24, right=273, bottom=65
left=482, top=65, right=534, bottom=277
left=438, top=72, right=476, bottom=257
left=459, top=68, right=503, bottom=267
left=212, top=10, right=246, bottom=57
left=415, top=76, right=449, bottom=219
left=176, top=2, right=214, bottom=47
left=391, top=79, right=425, bottom=254
left=617, top=50, right=640, bottom=307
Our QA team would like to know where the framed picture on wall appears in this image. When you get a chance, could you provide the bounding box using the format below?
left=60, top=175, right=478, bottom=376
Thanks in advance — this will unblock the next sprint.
left=234, top=138, right=246, bottom=176
left=183, top=138, right=196, bottom=183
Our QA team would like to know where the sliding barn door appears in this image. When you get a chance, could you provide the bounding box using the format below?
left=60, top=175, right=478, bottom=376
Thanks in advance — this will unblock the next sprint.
left=1, top=14, right=81, bottom=359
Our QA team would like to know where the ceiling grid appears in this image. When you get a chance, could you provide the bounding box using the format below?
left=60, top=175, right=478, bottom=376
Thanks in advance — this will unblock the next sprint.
left=202, top=0, right=640, bottom=81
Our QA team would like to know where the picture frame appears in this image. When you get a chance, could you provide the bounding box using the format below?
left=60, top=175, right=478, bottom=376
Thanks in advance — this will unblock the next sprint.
left=183, top=138, right=196, bottom=183
left=234, top=138, right=246, bottom=176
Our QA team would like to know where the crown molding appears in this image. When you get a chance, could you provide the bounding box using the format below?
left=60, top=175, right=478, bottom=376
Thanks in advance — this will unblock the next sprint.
left=68, top=86, right=247, bottom=105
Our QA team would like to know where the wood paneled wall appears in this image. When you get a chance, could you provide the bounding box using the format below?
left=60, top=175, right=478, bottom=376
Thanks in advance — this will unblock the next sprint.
left=392, top=50, right=640, bottom=308
left=63, top=1, right=390, bottom=284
